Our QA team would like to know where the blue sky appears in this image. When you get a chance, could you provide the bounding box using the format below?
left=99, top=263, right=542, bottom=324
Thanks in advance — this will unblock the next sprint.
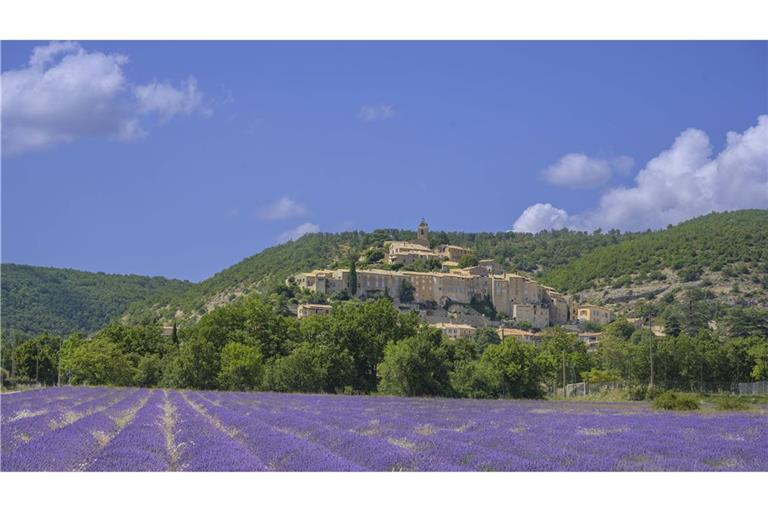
left=2, top=41, right=767, bottom=282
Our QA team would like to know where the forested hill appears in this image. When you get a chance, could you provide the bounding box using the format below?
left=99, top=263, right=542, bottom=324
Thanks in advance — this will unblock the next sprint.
left=1, top=264, right=193, bottom=338
left=5, top=210, right=766, bottom=335
left=540, top=210, right=768, bottom=295
left=123, top=228, right=638, bottom=324
left=125, top=210, right=767, bottom=324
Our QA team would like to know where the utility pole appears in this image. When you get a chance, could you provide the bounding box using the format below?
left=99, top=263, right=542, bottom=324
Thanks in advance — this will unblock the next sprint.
left=642, top=313, right=653, bottom=391
left=35, top=344, right=40, bottom=384
left=57, top=338, right=63, bottom=386
left=649, top=338, right=654, bottom=390
left=562, top=350, right=567, bottom=397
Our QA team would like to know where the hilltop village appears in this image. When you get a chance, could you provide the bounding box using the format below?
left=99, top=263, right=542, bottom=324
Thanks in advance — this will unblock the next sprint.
left=291, top=219, right=614, bottom=345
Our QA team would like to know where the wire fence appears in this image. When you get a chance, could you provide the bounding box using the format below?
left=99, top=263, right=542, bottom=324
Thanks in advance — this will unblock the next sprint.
left=564, top=380, right=768, bottom=397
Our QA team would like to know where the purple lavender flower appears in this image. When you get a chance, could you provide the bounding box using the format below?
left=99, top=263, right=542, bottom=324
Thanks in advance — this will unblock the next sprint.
left=2, top=387, right=766, bottom=472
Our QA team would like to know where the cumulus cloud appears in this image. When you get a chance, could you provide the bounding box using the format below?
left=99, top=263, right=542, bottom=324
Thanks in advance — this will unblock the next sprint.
left=278, top=222, right=320, bottom=243
left=258, top=196, right=308, bottom=220
left=512, top=203, right=570, bottom=233
left=542, top=153, right=634, bottom=188
left=513, top=116, right=768, bottom=233
left=1, top=41, right=210, bottom=155
left=358, top=104, right=395, bottom=122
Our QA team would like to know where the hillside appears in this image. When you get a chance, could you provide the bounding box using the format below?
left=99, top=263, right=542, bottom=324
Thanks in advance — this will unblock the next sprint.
left=124, top=227, right=639, bottom=324
left=1, top=264, right=193, bottom=338
left=5, top=210, right=766, bottom=334
left=540, top=210, right=768, bottom=314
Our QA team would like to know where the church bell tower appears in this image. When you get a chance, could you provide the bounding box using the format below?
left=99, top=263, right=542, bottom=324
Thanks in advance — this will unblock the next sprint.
left=416, top=218, right=429, bottom=246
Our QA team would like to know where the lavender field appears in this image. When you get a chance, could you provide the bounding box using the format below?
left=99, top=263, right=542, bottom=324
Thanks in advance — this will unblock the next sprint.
left=1, top=386, right=766, bottom=471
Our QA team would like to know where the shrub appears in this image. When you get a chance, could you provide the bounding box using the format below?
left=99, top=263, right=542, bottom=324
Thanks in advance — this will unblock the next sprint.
left=653, top=391, right=700, bottom=411
left=713, top=395, right=750, bottom=411
left=625, top=384, right=647, bottom=401
left=645, top=386, right=664, bottom=400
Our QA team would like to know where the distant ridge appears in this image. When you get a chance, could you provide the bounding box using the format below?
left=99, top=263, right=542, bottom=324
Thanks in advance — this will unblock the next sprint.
left=3, top=209, right=766, bottom=338
left=1, top=264, right=193, bottom=338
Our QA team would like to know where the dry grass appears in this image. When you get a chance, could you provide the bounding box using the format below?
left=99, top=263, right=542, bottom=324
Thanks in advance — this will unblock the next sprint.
left=577, top=427, right=629, bottom=436
left=162, top=390, right=180, bottom=471
left=387, top=437, right=417, bottom=450
left=92, top=430, right=111, bottom=448
left=8, top=409, right=48, bottom=422
left=415, top=424, right=436, bottom=436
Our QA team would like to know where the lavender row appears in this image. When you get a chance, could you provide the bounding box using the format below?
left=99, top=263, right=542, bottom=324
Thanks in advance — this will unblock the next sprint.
left=3, top=387, right=766, bottom=471
left=1, top=386, right=110, bottom=425
left=1, top=388, right=129, bottom=454
left=188, top=391, right=364, bottom=471
left=199, top=391, right=463, bottom=471
left=205, top=390, right=768, bottom=471
left=2, top=389, right=149, bottom=471
left=165, top=390, right=266, bottom=471
left=85, top=390, right=169, bottom=471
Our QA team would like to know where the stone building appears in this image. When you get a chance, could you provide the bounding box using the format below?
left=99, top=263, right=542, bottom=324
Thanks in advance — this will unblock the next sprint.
left=385, top=219, right=475, bottom=265
left=577, top=305, right=614, bottom=325
left=433, top=322, right=477, bottom=340
left=439, top=245, right=473, bottom=262
left=290, top=219, right=609, bottom=330
left=497, top=327, right=542, bottom=344
left=511, top=304, right=550, bottom=330
left=577, top=331, right=602, bottom=351
left=297, top=303, right=333, bottom=319
left=293, top=266, right=572, bottom=330
left=385, top=241, right=439, bottom=265
left=415, top=218, right=430, bottom=246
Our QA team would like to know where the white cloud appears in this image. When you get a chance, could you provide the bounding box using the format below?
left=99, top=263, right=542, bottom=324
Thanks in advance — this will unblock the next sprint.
left=358, top=104, right=395, bottom=122
left=278, top=222, right=320, bottom=243
left=513, top=116, right=768, bottom=233
left=134, top=77, right=209, bottom=121
left=512, top=203, right=570, bottom=233
left=542, top=153, right=634, bottom=188
left=258, top=196, right=308, bottom=220
left=2, top=41, right=210, bottom=155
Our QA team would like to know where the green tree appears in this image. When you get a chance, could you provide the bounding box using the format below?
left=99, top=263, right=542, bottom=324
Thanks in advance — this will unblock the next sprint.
left=378, top=328, right=452, bottom=396
left=348, top=257, right=358, bottom=296
left=539, top=328, right=591, bottom=389
left=366, top=249, right=385, bottom=264
left=580, top=368, right=622, bottom=384
left=748, top=341, right=768, bottom=380
left=265, top=342, right=353, bottom=393
left=12, top=333, right=61, bottom=385
left=134, top=354, right=164, bottom=387
left=458, top=254, right=479, bottom=268
left=473, top=337, right=546, bottom=398
left=721, top=337, right=756, bottom=383
left=473, top=327, right=501, bottom=351
left=596, top=334, right=635, bottom=382
left=399, top=280, right=415, bottom=303
left=193, top=294, right=297, bottom=360
left=663, top=314, right=682, bottom=337
left=62, top=339, right=132, bottom=386
left=724, top=308, right=768, bottom=338
left=328, top=299, right=420, bottom=392
left=602, top=318, right=636, bottom=340
left=167, top=337, right=220, bottom=389
left=218, top=342, right=264, bottom=391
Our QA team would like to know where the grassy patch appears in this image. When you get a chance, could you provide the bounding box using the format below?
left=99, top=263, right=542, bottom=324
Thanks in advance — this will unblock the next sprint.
left=653, top=391, right=700, bottom=411
left=713, top=395, right=751, bottom=411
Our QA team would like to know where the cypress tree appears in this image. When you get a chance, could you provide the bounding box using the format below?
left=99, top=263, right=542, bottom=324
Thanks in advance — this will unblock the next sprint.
left=349, top=257, right=358, bottom=296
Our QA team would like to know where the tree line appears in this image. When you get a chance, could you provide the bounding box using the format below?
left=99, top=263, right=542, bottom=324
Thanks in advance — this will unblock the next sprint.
left=3, top=295, right=767, bottom=398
